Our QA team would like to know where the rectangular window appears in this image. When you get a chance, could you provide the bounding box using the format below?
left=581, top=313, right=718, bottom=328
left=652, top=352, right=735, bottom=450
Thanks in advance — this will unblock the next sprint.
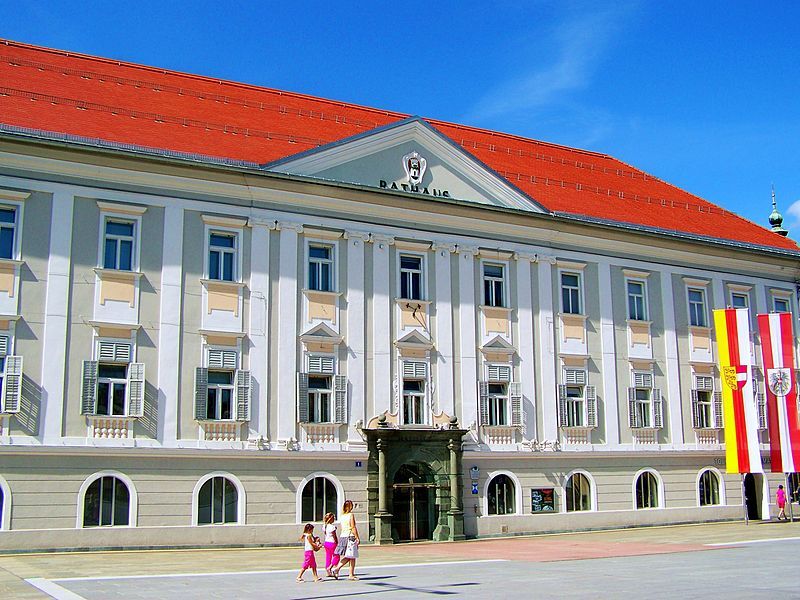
left=402, top=379, right=425, bottom=425
left=487, top=382, right=508, bottom=426
left=209, top=232, right=236, bottom=281
left=206, top=370, right=234, bottom=420
left=96, top=364, right=128, bottom=416
left=483, top=263, right=505, bottom=307
left=634, top=388, right=651, bottom=427
left=627, top=280, right=647, bottom=321
left=773, top=296, right=790, bottom=313
left=695, top=389, right=713, bottom=428
left=400, top=255, right=423, bottom=300
left=0, top=207, right=17, bottom=260
left=103, top=219, right=135, bottom=271
left=688, top=287, right=707, bottom=327
left=561, top=272, right=582, bottom=315
left=308, top=244, right=333, bottom=291
left=565, top=385, right=585, bottom=427
left=731, top=292, right=748, bottom=310
left=307, top=375, right=332, bottom=422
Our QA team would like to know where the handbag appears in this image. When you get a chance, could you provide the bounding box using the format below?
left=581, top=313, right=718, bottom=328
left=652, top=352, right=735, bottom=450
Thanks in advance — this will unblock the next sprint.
left=344, top=535, right=358, bottom=559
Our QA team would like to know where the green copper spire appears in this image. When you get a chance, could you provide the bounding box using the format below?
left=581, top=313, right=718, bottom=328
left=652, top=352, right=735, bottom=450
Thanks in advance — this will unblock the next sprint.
left=769, top=185, right=788, bottom=236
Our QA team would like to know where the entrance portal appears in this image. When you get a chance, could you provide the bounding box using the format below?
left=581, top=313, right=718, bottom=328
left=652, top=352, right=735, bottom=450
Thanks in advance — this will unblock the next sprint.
left=744, top=473, right=761, bottom=520
left=392, top=464, right=437, bottom=542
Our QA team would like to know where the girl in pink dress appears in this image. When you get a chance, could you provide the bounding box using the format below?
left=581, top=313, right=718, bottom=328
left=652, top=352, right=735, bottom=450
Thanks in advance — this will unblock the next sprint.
left=322, top=512, right=340, bottom=577
left=296, top=523, right=322, bottom=583
left=776, top=485, right=787, bottom=521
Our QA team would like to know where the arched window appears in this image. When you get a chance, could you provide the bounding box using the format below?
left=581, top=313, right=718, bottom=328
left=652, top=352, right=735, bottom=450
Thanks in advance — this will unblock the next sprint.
left=82, top=475, right=130, bottom=527
left=487, top=474, right=515, bottom=515
left=699, top=469, right=721, bottom=506
left=635, top=471, right=660, bottom=509
left=197, top=476, right=238, bottom=525
left=565, top=472, right=592, bottom=512
left=301, top=476, right=337, bottom=522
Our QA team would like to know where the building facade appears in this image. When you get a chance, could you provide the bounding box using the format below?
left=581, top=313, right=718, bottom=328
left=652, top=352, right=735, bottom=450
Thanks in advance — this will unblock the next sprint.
left=0, top=40, right=797, bottom=550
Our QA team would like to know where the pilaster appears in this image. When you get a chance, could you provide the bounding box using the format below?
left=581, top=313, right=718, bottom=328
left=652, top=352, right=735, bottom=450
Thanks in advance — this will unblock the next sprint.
left=660, top=270, right=684, bottom=445
left=598, top=262, right=620, bottom=445
left=457, top=245, right=479, bottom=432
left=537, top=254, right=558, bottom=442
left=433, top=242, right=457, bottom=416
left=516, top=252, right=537, bottom=439
left=372, top=234, right=394, bottom=415
left=345, top=230, right=369, bottom=445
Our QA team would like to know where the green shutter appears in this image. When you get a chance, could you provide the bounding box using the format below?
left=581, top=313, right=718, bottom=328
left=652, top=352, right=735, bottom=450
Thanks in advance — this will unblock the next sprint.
left=235, top=369, right=251, bottom=421
left=627, top=387, right=638, bottom=428
left=1, top=355, right=22, bottom=414
left=557, top=384, right=568, bottom=427
left=690, top=390, right=701, bottom=428
left=127, top=362, right=145, bottom=418
left=652, top=389, right=663, bottom=429
left=478, top=381, right=489, bottom=426
left=334, top=375, right=347, bottom=423
left=509, top=382, right=522, bottom=427
left=586, top=385, right=597, bottom=428
left=194, top=367, right=208, bottom=421
left=81, top=360, right=99, bottom=415
left=713, top=391, right=723, bottom=429
left=297, top=372, right=309, bottom=423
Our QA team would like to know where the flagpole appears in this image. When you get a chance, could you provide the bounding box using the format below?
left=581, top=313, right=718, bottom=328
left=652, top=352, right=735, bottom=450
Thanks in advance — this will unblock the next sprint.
left=741, top=473, right=749, bottom=525
left=787, top=473, right=794, bottom=523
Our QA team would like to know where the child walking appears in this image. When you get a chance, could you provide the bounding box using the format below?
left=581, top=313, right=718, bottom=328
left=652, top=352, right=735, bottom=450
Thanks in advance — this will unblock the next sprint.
left=322, top=512, right=340, bottom=577
left=296, top=523, right=322, bottom=583
left=776, top=484, right=788, bottom=521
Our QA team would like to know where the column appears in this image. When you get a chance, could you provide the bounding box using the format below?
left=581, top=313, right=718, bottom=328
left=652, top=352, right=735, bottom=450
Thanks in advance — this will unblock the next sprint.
left=598, top=262, right=620, bottom=446
left=537, top=255, right=559, bottom=442
left=457, top=245, right=479, bottom=431
left=660, top=270, right=684, bottom=446
left=276, top=221, right=303, bottom=446
left=157, top=204, right=184, bottom=445
left=433, top=242, right=456, bottom=417
left=447, top=437, right=465, bottom=540
left=372, top=234, right=394, bottom=415
left=345, top=230, right=369, bottom=445
left=41, top=188, right=75, bottom=443
left=374, top=436, right=393, bottom=544
left=516, top=253, right=537, bottom=439
left=247, top=218, right=273, bottom=443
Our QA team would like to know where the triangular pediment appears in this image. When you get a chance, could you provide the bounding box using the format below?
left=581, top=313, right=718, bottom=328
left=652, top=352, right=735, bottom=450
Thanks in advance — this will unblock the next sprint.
left=299, top=322, right=343, bottom=344
left=264, top=117, right=544, bottom=213
left=480, top=335, right=516, bottom=355
left=395, top=329, right=434, bottom=350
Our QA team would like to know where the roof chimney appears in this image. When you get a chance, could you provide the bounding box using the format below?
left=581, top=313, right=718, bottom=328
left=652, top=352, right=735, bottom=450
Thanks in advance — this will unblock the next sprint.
left=769, top=185, right=789, bottom=236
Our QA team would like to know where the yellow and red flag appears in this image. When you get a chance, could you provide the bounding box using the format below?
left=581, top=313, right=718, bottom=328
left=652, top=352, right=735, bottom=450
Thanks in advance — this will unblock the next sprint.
left=757, top=312, right=800, bottom=473
left=714, top=308, right=763, bottom=474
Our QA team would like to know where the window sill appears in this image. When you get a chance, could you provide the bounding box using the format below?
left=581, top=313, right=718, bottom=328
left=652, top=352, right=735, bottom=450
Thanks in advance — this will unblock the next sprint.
left=558, top=312, right=587, bottom=321
left=560, top=425, right=596, bottom=431
left=626, top=319, right=652, bottom=326
left=688, top=325, right=711, bottom=334
left=479, top=305, right=512, bottom=313
left=301, top=288, right=342, bottom=298
left=692, top=426, right=722, bottom=431
left=201, top=279, right=246, bottom=289
left=0, top=258, right=24, bottom=268
left=94, top=268, right=143, bottom=281
left=396, top=298, right=432, bottom=307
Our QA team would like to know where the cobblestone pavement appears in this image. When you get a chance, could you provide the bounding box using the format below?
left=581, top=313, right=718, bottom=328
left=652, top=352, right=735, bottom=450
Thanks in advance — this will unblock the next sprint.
left=3, top=520, right=799, bottom=599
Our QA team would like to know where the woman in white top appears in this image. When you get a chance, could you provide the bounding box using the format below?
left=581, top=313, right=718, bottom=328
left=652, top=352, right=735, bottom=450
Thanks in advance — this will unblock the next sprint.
left=332, top=499, right=359, bottom=580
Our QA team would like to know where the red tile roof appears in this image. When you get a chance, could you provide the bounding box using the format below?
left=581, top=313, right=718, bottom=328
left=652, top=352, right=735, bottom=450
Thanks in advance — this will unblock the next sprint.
left=0, top=39, right=795, bottom=251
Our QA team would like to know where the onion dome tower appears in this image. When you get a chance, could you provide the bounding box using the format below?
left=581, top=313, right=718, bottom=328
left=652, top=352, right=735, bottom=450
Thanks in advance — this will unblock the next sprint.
left=769, top=185, right=789, bottom=236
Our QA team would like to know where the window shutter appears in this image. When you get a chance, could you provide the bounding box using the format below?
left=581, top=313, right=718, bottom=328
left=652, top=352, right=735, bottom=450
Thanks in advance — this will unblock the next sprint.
left=81, top=360, right=99, bottom=415
left=488, top=364, right=511, bottom=382
left=557, top=384, right=568, bottom=427
left=564, top=368, right=586, bottom=385
left=633, top=372, right=653, bottom=388
left=126, top=362, right=145, bottom=418
left=756, top=392, right=767, bottom=430
left=1, top=355, right=22, bottom=414
left=334, top=375, right=347, bottom=423
left=586, top=385, right=597, bottom=428
left=194, top=367, right=208, bottom=421
left=98, top=341, right=131, bottom=363
left=297, top=372, right=310, bottom=423
left=690, top=390, right=701, bottom=428
left=235, top=369, right=251, bottom=421
left=696, top=376, right=713, bottom=391
left=208, top=349, right=238, bottom=370
left=713, top=391, right=723, bottom=429
left=478, top=381, right=489, bottom=426
left=627, top=387, right=638, bottom=428
left=0, top=335, right=9, bottom=357
left=403, top=361, right=428, bottom=379
left=308, top=355, right=335, bottom=374
left=652, top=388, right=663, bottom=428
left=509, top=382, right=522, bottom=427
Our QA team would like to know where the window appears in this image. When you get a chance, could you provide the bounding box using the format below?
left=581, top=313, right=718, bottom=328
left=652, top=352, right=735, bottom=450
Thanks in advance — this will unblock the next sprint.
left=561, top=272, right=581, bottom=315
left=691, top=375, right=720, bottom=429
left=698, top=470, right=720, bottom=506
left=688, top=287, right=707, bottom=327
left=400, top=255, right=423, bottom=300
left=207, top=371, right=234, bottom=420
left=402, top=379, right=425, bottom=425
left=103, top=219, right=135, bottom=271
left=480, top=369, right=521, bottom=428
left=301, top=476, right=337, bottom=522
left=208, top=232, right=236, bottom=281
left=558, top=369, right=596, bottom=429
left=635, top=471, right=659, bottom=509
left=565, top=472, right=591, bottom=512
left=565, top=386, right=585, bottom=427
left=97, top=364, right=128, bottom=416
left=0, top=207, right=17, bottom=260
left=628, top=372, right=662, bottom=429
left=627, top=280, right=647, bottom=321
left=81, top=342, right=145, bottom=418
left=83, top=476, right=130, bottom=527
left=197, top=476, right=238, bottom=525
left=483, top=263, right=505, bottom=307
left=773, top=296, right=791, bottom=313
left=487, top=474, right=515, bottom=515
left=308, top=244, right=333, bottom=291
left=194, top=349, right=250, bottom=423
left=731, top=292, right=748, bottom=310
left=487, top=382, right=508, bottom=426
left=307, top=375, right=332, bottom=423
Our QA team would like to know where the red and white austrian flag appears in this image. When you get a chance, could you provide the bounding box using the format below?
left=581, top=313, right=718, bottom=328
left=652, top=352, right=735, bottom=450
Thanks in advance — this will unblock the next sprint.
left=758, top=312, right=800, bottom=473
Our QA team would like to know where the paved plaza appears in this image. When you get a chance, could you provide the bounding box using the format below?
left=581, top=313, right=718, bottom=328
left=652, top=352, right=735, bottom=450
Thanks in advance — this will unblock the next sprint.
left=3, top=521, right=799, bottom=599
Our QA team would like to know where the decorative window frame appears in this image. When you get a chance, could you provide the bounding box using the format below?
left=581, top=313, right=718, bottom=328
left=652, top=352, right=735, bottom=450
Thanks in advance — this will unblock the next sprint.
left=294, top=471, right=345, bottom=524
left=398, top=357, right=430, bottom=426
left=191, top=472, right=246, bottom=526
left=482, top=469, right=523, bottom=517
left=769, top=288, right=794, bottom=314
left=397, top=250, right=427, bottom=301
left=684, top=278, right=710, bottom=328
left=304, top=235, right=339, bottom=294
left=631, top=468, right=664, bottom=510
left=0, top=190, right=28, bottom=262
left=76, top=470, right=138, bottom=528
left=695, top=466, right=726, bottom=507
left=623, top=270, right=649, bottom=322
left=0, top=474, right=11, bottom=530
left=479, top=258, right=509, bottom=309
left=96, top=202, right=145, bottom=273
left=561, top=469, right=598, bottom=513
left=202, top=217, right=245, bottom=283
left=558, top=265, right=585, bottom=316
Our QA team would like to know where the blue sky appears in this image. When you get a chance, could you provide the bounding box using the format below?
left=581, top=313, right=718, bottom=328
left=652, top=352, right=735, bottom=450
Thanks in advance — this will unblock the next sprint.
left=1, top=1, right=798, bottom=234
